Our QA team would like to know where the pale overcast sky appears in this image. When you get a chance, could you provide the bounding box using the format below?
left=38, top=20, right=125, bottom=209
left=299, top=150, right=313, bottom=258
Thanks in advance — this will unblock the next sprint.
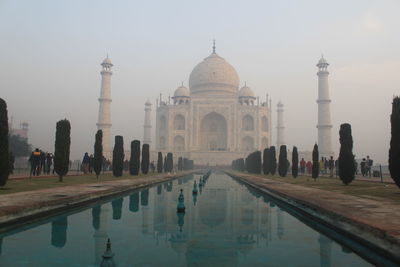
left=1, top=0, right=399, bottom=164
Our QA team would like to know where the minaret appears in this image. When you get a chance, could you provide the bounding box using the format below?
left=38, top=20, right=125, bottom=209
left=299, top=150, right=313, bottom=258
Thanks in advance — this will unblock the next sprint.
left=276, top=101, right=285, bottom=149
left=316, top=56, right=333, bottom=158
left=97, top=55, right=113, bottom=159
left=143, top=100, right=152, bottom=145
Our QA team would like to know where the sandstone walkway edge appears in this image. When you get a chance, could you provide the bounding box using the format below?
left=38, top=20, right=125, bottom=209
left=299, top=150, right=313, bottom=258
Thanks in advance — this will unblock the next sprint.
left=0, top=171, right=195, bottom=234
left=225, top=171, right=400, bottom=264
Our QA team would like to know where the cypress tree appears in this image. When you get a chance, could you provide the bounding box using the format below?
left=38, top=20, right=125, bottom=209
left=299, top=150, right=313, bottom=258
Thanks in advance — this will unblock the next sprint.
left=93, top=130, right=103, bottom=179
left=141, top=144, right=149, bottom=174
left=112, top=135, right=124, bottom=177
left=163, top=156, right=167, bottom=172
left=0, top=98, right=9, bottom=187
left=254, top=151, right=262, bottom=174
left=312, top=144, right=319, bottom=181
left=263, top=148, right=270, bottom=175
left=292, top=146, right=299, bottom=178
left=339, top=123, right=356, bottom=185
left=54, top=119, right=71, bottom=182
left=270, top=146, right=277, bottom=175
left=239, top=158, right=245, bottom=171
left=278, top=145, right=287, bottom=177
left=130, top=140, right=140, bottom=175
left=157, top=152, right=163, bottom=173
left=389, top=97, right=400, bottom=188
left=166, top=152, right=173, bottom=172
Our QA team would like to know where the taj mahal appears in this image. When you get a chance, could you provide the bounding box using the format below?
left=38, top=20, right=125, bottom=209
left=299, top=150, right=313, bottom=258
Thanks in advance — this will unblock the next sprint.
left=96, top=42, right=334, bottom=166
left=153, top=43, right=272, bottom=166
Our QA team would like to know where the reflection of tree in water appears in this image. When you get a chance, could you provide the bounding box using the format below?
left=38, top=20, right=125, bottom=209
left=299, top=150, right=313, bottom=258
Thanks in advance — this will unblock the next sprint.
left=51, top=216, right=68, bottom=248
left=0, top=238, right=2, bottom=255
left=129, top=192, right=139, bottom=212
left=157, top=185, right=162, bottom=195
left=141, top=189, right=149, bottom=206
left=92, top=206, right=101, bottom=230
left=112, top=198, right=123, bottom=220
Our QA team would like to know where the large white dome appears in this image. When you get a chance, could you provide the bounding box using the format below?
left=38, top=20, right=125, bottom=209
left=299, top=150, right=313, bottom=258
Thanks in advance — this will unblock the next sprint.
left=189, top=52, right=239, bottom=96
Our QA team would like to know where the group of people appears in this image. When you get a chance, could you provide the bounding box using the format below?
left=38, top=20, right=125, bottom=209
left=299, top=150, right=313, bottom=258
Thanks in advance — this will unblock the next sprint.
left=28, top=148, right=54, bottom=176
left=299, top=156, right=337, bottom=177
left=360, top=156, right=373, bottom=177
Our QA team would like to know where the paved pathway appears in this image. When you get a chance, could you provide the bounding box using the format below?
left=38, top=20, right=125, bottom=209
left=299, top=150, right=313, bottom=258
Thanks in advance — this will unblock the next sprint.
left=0, top=171, right=192, bottom=232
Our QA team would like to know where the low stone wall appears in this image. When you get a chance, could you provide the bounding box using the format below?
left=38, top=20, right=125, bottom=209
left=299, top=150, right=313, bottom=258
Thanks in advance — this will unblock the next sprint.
left=226, top=171, right=400, bottom=264
left=0, top=171, right=195, bottom=234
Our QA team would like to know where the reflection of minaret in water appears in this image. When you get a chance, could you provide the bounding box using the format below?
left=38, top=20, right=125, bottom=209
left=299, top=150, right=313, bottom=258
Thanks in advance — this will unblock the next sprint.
left=93, top=205, right=109, bottom=265
left=277, top=208, right=284, bottom=239
left=141, top=189, right=150, bottom=234
left=318, top=234, right=333, bottom=267
left=51, top=216, right=68, bottom=248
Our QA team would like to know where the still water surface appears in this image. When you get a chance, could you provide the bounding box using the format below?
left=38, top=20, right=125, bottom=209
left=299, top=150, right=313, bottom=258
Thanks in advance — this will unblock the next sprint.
left=0, top=172, right=375, bottom=266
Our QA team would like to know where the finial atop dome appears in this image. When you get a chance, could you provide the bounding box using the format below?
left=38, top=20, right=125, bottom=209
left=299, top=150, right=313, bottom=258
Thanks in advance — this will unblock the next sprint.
left=212, top=39, right=216, bottom=54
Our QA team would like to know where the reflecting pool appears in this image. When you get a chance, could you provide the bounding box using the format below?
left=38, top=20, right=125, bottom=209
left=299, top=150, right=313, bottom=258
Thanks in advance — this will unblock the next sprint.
left=0, top=172, right=377, bottom=266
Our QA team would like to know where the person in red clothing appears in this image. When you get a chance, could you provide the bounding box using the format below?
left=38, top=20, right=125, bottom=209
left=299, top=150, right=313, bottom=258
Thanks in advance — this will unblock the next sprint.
left=300, top=158, right=306, bottom=174
left=306, top=161, right=313, bottom=175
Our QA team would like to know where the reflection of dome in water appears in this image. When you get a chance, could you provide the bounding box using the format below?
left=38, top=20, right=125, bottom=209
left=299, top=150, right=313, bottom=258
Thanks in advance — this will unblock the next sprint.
left=199, top=189, right=227, bottom=227
left=189, top=51, right=239, bottom=96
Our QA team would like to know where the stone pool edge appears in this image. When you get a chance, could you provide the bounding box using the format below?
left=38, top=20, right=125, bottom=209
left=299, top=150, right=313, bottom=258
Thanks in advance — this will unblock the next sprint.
left=225, top=171, right=400, bottom=264
left=0, top=171, right=196, bottom=234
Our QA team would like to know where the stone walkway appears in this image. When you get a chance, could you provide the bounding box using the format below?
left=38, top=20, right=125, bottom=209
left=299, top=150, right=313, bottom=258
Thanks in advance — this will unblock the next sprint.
left=0, top=171, right=192, bottom=232
left=226, top=171, right=400, bottom=263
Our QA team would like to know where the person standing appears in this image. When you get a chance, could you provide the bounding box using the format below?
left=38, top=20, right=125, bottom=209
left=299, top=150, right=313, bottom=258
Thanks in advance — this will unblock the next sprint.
left=328, top=156, right=334, bottom=177
left=306, top=161, right=312, bottom=175
left=366, top=155, right=373, bottom=177
left=300, top=158, right=306, bottom=174
left=31, top=148, right=41, bottom=176
left=82, top=152, right=90, bottom=174
left=40, top=151, right=46, bottom=175
left=89, top=154, right=94, bottom=174
left=360, top=158, right=366, bottom=176
left=46, top=153, right=53, bottom=174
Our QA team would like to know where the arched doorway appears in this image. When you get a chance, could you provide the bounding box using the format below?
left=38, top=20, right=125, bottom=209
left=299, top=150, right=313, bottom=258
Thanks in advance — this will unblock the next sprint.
left=200, top=112, right=227, bottom=151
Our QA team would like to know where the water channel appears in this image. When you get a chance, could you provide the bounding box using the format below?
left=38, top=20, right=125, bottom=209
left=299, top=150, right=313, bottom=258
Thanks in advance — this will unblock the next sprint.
left=0, top=172, right=383, bottom=266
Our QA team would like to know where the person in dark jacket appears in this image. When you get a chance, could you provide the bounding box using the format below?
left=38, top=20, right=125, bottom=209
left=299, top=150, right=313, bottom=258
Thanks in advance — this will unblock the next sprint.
left=82, top=152, right=90, bottom=174
left=46, top=153, right=53, bottom=174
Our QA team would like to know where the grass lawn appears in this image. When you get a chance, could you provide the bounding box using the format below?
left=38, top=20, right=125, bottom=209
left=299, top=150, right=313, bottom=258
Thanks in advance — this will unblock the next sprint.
left=0, top=173, right=155, bottom=195
left=249, top=173, right=400, bottom=203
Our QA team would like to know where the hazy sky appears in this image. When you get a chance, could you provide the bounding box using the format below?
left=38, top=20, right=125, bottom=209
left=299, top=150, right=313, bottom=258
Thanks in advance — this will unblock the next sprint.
left=1, top=0, right=399, bottom=164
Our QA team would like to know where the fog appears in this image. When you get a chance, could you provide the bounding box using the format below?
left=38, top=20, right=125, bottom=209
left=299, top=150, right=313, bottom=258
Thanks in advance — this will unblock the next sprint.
left=1, top=0, right=399, bottom=164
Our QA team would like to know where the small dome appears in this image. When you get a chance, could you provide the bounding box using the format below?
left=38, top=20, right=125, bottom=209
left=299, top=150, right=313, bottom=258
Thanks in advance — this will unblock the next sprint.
left=239, top=84, right=255, bottom=98
left=102, top=56, right=113, bottom=66
left=277, top=101, right=284, bottom=107
left=145, top=99, right=152, bottom=105
left=174, top=85, right=190, bottom=98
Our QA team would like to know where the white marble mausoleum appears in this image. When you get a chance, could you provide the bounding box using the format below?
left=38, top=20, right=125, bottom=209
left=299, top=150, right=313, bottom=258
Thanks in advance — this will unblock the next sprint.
left=153, top=44, right=272, bottom=166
